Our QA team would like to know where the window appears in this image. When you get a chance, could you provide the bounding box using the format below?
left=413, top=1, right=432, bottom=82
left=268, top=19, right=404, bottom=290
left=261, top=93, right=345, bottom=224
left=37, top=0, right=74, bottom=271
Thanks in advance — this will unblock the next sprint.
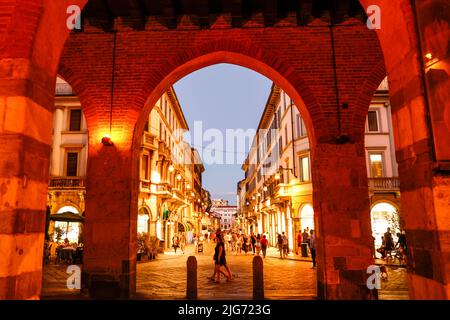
left=277, top=109, right=281, bottom=128
left=297, top=115, right=306, bottom=137
left=278, top=137, right=283, bottom=156
left=66, top=152, right=79, bottom=177
left=69, top=109, right=82, bottom=131
left=285, top=126, right=289, bottom=144
left=369, top=153, right=384, bottom=177
left=367, top=110, right=379, bottom=132
left=142, top=154, right=149, bottom=180
left=144, top=121, right=149, bottom=132
left=299, top=156, right=310, bottom=182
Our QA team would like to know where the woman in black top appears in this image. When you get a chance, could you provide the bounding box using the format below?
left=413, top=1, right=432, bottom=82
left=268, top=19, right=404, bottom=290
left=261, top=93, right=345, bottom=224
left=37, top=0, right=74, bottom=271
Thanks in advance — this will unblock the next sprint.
left=211, top=234, right=232, bottom=282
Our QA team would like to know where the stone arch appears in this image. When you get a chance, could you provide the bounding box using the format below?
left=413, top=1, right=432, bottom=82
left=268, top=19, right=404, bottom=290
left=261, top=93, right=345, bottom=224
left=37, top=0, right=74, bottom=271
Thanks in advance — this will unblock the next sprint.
left=133, top=46, right=322, bottom=151
left=54, top=203, right=83, bottom=215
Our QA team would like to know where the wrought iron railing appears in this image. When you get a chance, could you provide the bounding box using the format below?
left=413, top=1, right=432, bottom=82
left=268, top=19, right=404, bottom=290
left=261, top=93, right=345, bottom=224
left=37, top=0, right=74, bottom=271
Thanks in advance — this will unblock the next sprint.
left=368, top=177, right=400, bottom=191
left=55, top=83, right=74, bottom=96
left=49, top=177, right=84, bottom=188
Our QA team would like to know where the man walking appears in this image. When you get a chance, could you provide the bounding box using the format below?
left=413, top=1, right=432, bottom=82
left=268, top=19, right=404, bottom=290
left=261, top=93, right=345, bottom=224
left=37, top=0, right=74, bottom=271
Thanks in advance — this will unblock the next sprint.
left=296, top=230, right=302, bottom=255
left=261, top=235, right=268, bottom=258
left=282, top=232, right=288, bottom=258
left=309, top=229, right=316, bottom=268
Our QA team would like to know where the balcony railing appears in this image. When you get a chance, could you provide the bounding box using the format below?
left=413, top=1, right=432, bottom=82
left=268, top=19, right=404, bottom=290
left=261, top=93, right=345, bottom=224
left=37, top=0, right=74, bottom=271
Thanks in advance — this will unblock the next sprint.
left=49, top=177, right=85, bottom=188
left=140, top=180, right=151, bottom=190
left=55, top=83, right=74, bottom=96
left=368, top=177, right=400, bottom=191
left=155, top=182, right=172, bottom=194
left=142, top=132, right=157, bottom=149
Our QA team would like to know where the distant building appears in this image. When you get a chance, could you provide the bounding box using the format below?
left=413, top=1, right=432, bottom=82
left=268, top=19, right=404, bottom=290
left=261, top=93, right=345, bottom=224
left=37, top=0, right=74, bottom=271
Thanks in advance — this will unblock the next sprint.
left=240, top=78, right=401, bottom=252
left=210, top=199, right=237, bottom=231
left=48, top=77, right=211, bottom=249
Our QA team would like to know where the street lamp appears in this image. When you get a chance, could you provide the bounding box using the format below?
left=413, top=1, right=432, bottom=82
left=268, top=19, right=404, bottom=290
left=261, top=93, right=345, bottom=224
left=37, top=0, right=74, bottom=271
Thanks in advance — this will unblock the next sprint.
left=275, top=166, right=296, bottom=181
left=168, top=165, right=175, bottom=172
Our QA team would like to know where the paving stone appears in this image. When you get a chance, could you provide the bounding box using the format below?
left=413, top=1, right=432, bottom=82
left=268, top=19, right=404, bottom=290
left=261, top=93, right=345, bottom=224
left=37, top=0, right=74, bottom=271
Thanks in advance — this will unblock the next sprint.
left=41, top=243, right=409, bottom=300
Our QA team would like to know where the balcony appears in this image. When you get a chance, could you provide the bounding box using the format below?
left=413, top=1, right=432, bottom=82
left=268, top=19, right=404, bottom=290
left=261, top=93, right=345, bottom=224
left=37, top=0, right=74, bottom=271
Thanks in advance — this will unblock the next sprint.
left=273, top=183, right=292, bottom=200
left=142, top=132, right=157, bottom=149
left=49, top=177, right=85, bottom=189
left=368, top=177, right=400, bottom=192
left=140, top=180, right=151, bottom=191
left=154, top=182, right=172, bottom=197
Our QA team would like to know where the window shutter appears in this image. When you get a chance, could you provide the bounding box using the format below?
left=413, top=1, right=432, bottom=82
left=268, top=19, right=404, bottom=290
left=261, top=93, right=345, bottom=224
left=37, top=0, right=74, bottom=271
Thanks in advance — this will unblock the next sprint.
left=69, top=109, right=82, bottom=131
left=367, top=111, right=379, bottom=132
left=66, top=153, right=78, bottom=177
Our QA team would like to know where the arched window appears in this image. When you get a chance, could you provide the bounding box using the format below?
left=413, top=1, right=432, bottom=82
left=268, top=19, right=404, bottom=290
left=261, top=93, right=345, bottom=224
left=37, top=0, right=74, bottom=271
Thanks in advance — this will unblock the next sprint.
left=138, top=207, right=150, bottom=234
left=299, top=204, right=314, bottom=231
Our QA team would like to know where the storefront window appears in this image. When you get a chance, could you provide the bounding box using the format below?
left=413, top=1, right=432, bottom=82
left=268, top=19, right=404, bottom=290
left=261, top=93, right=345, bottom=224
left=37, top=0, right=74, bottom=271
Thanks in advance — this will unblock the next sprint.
left=54, top=206, right=81, bottom=243
left=300, top=204, right=314, bottom=231
left=138, top=208, right=150, bottom=234
left=370, top=202, right=400, bottom=249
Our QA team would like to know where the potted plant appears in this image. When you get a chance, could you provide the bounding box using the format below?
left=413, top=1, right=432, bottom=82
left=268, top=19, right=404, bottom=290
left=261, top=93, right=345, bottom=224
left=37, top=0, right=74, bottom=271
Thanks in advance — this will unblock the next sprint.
left=54, top=226, right=64, bottom=242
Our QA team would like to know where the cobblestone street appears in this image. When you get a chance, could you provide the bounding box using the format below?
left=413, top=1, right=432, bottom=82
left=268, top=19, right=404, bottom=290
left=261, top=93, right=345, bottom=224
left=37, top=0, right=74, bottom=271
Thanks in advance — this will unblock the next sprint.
left=42, top=243, right=409, bottom=300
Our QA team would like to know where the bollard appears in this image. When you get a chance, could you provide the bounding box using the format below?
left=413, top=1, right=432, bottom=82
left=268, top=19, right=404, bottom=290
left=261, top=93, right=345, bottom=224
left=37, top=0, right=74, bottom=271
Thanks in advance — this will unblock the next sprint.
left=186, top=256, right=197, bottom=299
left=253, top=255, right=264, bottom=300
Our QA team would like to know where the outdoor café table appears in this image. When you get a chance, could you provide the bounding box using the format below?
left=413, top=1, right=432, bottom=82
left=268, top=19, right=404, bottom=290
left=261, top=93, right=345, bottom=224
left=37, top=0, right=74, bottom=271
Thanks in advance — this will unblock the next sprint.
left=60, top=247, right=76, bottom=263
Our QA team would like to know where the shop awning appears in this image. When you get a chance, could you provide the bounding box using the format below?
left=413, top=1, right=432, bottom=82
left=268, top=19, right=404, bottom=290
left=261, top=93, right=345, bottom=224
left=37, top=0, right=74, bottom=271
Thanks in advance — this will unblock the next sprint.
left=49, top=211, right=84, bottom=223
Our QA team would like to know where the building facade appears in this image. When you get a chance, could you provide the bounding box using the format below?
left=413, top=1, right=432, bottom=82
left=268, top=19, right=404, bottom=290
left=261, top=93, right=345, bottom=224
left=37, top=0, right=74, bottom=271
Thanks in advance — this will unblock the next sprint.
left=210, top=199, right=238, bottom=231
left=48, top=77, right=210, bottom=249
left=240, top=78, right=401, bottom=252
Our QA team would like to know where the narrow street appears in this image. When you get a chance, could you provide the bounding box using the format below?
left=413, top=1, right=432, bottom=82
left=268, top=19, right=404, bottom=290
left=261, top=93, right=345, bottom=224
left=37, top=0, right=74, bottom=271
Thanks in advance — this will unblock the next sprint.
left=42, top=242, right=408, bottom=300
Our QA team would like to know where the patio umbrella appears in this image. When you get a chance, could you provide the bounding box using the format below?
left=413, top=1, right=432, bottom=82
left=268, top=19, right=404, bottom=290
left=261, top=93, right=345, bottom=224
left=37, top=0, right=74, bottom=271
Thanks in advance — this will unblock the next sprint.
left=50, top=212, right=84, bottom=234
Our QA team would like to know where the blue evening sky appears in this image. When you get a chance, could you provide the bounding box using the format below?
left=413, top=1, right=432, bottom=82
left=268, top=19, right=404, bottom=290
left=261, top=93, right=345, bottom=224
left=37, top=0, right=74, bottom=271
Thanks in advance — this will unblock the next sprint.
left=173, top=64, right=272, bottom=205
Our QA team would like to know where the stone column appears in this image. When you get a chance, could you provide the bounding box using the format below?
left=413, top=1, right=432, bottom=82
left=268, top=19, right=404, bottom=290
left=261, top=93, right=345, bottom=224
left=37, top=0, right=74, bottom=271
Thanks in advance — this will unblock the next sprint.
left=81, top=131, right=138, bottom=299
left=312, top=141, right=375, bottom=300
left=0, top=59, right=54, bottom=299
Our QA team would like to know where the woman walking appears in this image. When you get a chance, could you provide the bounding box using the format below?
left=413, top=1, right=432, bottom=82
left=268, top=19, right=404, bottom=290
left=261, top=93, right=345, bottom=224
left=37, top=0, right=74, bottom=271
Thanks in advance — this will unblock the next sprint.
left=261, top=235, right=268, bottom=258
left=210, top=234, right=232, bottom=282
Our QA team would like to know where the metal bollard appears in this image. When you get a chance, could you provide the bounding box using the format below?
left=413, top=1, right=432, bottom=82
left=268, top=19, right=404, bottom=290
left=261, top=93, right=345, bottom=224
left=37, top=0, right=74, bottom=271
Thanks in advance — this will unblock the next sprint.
left=186, top=256, right=197, bottom=299
left=253, top=255, right=264, bottom=299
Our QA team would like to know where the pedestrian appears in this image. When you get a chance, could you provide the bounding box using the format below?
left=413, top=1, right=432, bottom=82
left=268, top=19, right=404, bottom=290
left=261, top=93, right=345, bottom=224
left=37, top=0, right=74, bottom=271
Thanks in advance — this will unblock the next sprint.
left=255, top=234, right=262, bottom=256
left=309, top=229, right=316, bottom=268
left=261, top=235, right=268, bottom=258
left=282, top=232, right=288, bottom=258
left=246, top=235, right=252, bottom=255
left=210, top=234, right=232, bottom=283
left=384, top=227, right=395, bottom=252
left=377, top=236, right=387, bottom=258
left=296, top=230, right=302, bottom=255
left=302, top=229, right=309, bottom=244
left=226, top=232, right=232, bottom=251
left=251, top=232, right=256, bottom=255
left=277, top=233, right=283, bottom=258
left=179, top=233, right=186, bottom=254
left=236, top=234, right=242, bottom=255
left=172, top=234, right=179, bottom=253
left=242, top=234, right=248, bottom=254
